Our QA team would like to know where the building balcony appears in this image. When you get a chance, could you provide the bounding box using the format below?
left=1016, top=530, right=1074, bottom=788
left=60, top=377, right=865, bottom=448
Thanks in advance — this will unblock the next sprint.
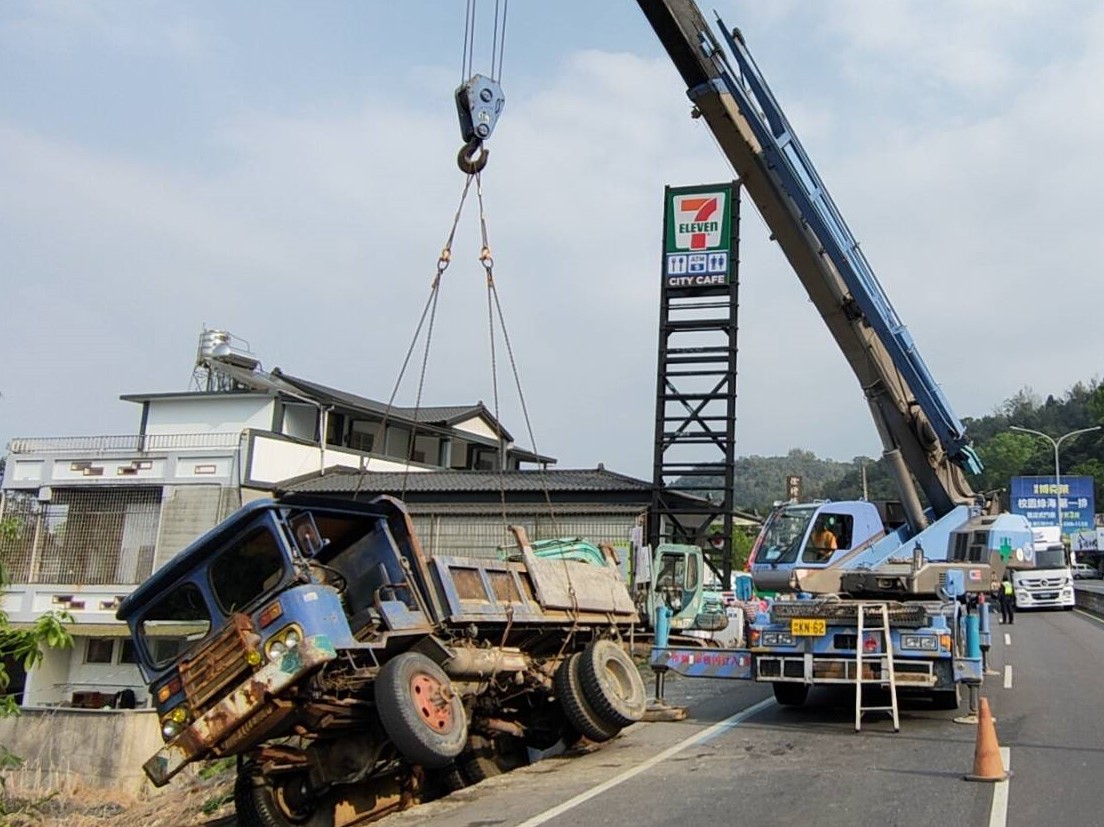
left=8, top=433, right=242, bottom=454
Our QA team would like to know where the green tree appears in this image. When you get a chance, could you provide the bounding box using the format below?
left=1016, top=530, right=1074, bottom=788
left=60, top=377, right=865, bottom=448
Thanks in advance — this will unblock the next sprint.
left=975, top=432, right=1037, bottom=504
left=729, top=528, right=755, bottom=572
left=0, top=538, right=72, bottom=804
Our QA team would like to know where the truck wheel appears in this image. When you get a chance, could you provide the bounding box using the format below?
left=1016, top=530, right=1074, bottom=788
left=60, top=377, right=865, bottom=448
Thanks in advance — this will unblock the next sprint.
left=554, top=654, right=619, bottom=743
left=426, top=763, right=468, bottom=797
left=771, top=682, right=809, bottom=707
left=375, top=652, right=468, bottom=768
left=234, top=766, right=334, bottom=827
left=577, top=640, right=647, bottom=728
left=458, top=734, right=526, bottom=785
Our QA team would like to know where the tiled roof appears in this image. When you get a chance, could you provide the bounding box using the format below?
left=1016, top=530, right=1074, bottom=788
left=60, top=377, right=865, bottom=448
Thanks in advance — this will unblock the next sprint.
left=272, top=372, right=503, bottom=434
left=280, top=466, right=658, bottom=495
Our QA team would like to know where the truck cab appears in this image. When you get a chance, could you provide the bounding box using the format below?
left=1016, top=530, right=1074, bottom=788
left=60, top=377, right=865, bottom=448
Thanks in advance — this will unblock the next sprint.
left=1012, top=526, right=1074, bottom=610
left=749, top=501, right=886, bottom=592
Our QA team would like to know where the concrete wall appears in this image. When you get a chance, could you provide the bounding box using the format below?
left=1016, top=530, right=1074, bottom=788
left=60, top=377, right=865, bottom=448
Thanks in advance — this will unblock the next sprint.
left=145, top=395, right=273, bottom=434
left=0, top=709, right=171, bottom=796
left=1074, top=582, right=1104, bottom=618
left=154, top=483, right=239, bottom=569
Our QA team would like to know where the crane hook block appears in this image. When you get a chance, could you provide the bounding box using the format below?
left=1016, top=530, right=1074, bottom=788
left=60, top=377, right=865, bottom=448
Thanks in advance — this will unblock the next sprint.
left=455, top=74, right=504, bottom=172
left=457, top=137, right=490, bottom=175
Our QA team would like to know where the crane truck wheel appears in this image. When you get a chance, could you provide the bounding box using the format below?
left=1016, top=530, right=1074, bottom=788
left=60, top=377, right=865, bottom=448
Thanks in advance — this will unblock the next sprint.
left=771, top=682, right=809, bottom=707
left=554, top=653, right=619, bottom=743
left=234, top=764, right=335, bottom=827
left=576, top=640, right=648, bottom=729
left=375, top=652, right=468, bottom=768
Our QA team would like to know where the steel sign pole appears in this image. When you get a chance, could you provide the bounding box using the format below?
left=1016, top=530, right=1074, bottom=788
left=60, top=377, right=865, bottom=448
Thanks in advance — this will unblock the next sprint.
left=1010, top=425, right=1102, bottom=539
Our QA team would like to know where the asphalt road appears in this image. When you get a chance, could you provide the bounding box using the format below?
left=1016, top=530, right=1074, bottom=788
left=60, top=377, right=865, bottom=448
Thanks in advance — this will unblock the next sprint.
left=376, top=608, right=1104, bottom=827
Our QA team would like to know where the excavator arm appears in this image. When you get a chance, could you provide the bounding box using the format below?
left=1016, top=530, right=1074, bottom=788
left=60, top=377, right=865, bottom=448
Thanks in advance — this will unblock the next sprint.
left=636, top=0, right=984, bottom=528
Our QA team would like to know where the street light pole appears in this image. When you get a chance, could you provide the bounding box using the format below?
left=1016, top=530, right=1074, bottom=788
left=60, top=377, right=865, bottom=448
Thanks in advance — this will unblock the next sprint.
left=1010, top=425, right=1102, bottom=539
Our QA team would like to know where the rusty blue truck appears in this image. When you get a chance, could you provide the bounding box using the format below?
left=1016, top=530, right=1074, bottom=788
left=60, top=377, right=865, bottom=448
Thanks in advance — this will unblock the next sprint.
left=117, top=493, right=645, bottom=825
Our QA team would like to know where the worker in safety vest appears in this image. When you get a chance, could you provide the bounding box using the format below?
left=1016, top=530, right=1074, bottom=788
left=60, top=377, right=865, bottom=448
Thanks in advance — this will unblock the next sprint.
left=999, top=575, right=1015, bottom=624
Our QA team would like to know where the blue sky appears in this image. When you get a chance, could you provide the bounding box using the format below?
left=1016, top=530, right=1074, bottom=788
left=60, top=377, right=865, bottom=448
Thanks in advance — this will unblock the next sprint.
left=3, top=1, right=1103, bottom=481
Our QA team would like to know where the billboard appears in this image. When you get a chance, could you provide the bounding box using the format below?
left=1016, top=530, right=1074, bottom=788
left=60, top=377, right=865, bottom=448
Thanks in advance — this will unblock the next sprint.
left=663, top=183, right=738, bottom=289
left=1010, top=475, right=1095, bottom=535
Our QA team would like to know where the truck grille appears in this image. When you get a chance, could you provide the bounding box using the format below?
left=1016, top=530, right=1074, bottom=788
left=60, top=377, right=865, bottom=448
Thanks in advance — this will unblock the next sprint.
left=770, top=600, right=928, bottom=628
left=180, top=613, right=262, bottom=712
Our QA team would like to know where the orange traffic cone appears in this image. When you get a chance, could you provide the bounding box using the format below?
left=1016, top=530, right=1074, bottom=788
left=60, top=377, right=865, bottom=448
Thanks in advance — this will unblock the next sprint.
left=964, top=697, right=1009, bottom=782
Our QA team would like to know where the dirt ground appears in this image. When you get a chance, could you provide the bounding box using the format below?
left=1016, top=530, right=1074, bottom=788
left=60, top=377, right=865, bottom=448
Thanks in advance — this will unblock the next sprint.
left=1, top=766, right=237, bottom=827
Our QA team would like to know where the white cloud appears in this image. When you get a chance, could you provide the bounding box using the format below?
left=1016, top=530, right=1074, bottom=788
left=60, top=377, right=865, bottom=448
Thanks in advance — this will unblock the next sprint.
left=0, top=0, right=209, bottom=59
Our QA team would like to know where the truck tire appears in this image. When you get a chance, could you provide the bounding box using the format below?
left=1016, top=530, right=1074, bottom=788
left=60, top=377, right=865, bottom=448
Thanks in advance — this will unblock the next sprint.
left=426, top=763, right=468, bottom=797
left=554, top=654, right=619, bottom=743
left=375, top=652, right=467, bottom=768
left=576, top=640, right=647, bottom=728
left=235, top=765, right=334, bottom=827
left=458, top=734, right=526, bottom=785
left=771, top=682, right=809, bottom=707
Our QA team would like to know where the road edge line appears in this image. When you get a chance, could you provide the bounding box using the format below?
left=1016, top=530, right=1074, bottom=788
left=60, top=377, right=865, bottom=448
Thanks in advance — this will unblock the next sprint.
left=515, top=696, right=776, bottom=827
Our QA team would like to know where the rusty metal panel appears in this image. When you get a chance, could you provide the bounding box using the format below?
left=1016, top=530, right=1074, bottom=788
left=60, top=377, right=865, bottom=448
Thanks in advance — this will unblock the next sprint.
left=487, top=570, right=522, bottom=603
left=450, top=567, right=489, bottom=602
left=143, top=634, right=337, bottom=787
left=431, top=557, right=544, bottom=622
left=179, top=613, right=260, bottom=710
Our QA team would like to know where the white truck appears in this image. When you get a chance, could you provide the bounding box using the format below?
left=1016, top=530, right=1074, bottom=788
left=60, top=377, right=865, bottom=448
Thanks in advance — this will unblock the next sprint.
left=1013, top=526, right=1074, bottom=610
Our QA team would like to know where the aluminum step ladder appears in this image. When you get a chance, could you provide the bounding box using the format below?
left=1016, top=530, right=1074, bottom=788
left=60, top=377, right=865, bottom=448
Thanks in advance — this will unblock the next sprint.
left=854, top=603, right=900, bottom=732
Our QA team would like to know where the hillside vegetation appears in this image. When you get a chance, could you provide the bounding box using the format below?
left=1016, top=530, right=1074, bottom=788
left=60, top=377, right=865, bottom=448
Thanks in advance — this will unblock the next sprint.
left=686, top=380, right=1104, bottom=514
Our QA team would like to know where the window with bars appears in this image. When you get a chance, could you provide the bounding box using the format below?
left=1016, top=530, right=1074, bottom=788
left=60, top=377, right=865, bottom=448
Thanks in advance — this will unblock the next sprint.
left=0, top=491, right=37, bottom=583
left=0, top=487, right=163, bottom=586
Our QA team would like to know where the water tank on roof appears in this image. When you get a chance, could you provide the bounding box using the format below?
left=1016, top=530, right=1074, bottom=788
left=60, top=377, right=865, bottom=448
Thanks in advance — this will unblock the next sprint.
left=212, top=343, right=260, bottom=371
left=196, top=329, right=232, bottom=367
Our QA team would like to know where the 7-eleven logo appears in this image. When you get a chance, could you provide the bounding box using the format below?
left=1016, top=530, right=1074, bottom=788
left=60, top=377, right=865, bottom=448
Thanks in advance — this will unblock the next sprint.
left=674, top=192, right=725, bottom=250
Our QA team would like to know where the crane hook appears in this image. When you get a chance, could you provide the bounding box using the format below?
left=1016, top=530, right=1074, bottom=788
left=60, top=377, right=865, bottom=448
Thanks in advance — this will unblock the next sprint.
left=457, top=137, right=490, bottom=175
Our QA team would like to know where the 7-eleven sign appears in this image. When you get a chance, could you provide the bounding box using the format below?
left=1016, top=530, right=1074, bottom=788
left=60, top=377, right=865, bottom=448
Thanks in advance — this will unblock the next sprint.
left=673, top=193, right=725, bottom=250
left=664, top=183, right=736, bottom=288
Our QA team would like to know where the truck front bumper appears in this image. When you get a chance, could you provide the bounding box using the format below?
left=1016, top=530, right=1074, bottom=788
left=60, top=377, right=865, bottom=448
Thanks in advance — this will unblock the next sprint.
left=144, top=634, right=337, bottom=787
left=1016, top=587, right=1074, bottom=609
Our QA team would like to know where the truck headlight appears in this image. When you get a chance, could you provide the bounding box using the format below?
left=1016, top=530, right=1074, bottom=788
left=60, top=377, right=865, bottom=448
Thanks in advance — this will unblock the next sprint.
left=265, top=624, right=304, bottom=660
left=761, top=631, right=795, bottom=646
left=160, top=705, right=190, bottom=740
left=901, top=634, right=938, bottom=651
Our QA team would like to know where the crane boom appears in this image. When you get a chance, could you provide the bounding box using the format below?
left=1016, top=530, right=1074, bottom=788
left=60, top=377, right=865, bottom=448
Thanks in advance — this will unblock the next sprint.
left=637, top=1, right=984, bottom=527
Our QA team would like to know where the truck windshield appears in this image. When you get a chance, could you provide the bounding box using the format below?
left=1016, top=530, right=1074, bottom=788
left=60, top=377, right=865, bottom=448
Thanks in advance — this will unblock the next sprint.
left=1034, top=548, right=1069, bottom=569
left=138, top=581, right=212, bottom=669
left=756, top=507, right=817, bottom=565
left=656, top=551, right=698, bottom=591
left=209, top=526, right=289, bottom=614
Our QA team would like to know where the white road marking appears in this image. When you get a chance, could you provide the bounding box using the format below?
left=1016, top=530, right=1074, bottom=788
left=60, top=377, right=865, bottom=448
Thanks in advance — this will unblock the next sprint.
left=988, top=746, right=1012, bottom=827
left=1003, top=664, right=1012, bottom=689
left=515, top=696, right=776, bottom=827
left=1074, top=608, right=1104, bottom=626
left=1004, top=633, right=1011, bottom=646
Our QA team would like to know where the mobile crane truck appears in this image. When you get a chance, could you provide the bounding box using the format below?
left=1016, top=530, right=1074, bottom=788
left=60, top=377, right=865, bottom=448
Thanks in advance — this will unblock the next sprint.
left=637, top=0, right=1035, bottom=718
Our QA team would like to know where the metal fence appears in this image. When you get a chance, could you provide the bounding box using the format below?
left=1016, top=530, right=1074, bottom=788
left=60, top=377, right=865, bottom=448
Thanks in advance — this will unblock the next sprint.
left=8, top=433, right=241, bottom=454
left=0, top=487, right=163, bottom=585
